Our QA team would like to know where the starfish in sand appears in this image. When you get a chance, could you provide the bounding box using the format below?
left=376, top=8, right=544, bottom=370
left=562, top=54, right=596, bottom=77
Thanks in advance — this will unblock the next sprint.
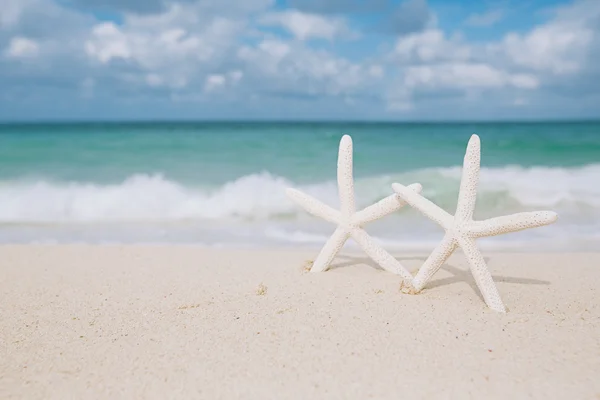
left=392, top=134, right=558, bottom=312
left=286, top=134, right=421, bottom=283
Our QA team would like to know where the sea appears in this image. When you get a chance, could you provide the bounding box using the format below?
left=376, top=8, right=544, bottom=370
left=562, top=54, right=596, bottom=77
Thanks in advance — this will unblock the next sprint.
left=0, top=121, right=598, bottom=251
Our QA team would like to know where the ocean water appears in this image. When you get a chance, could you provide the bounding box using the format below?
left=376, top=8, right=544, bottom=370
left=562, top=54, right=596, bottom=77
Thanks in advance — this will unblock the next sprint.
left=0, top=121, right=598, bottom=250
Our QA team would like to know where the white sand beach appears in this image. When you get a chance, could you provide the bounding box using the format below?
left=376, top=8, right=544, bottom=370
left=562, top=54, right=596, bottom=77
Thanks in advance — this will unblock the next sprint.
left=1, top=246, right=599, bottom=399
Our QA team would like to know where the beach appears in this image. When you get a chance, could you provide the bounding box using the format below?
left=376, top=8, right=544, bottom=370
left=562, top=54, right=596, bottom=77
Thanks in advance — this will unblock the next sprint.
left=1, top=245, right=599, bottom=399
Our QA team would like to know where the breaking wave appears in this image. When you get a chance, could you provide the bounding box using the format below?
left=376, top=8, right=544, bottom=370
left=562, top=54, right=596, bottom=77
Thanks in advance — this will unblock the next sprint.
left=0, top=164, right=598, bottom=223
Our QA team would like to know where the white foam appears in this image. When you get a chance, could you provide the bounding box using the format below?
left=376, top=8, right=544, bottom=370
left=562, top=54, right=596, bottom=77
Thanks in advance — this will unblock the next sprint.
left=0, top=172, right=295, bottom=222
left=436, top=164, right=600, bottom=208
left=0, top=164, right=598, bottom=223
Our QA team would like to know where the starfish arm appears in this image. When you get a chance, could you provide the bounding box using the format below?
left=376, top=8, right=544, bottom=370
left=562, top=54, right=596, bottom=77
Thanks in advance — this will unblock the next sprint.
left=286, top=188, right=341, bottom=225
left=353, top=183, right=423, bottom=226
left=411, top=234, right=457, bottom=292
left=455, top=134, right=481, bottom=222
left=468, top=211, right=558, bottom=238
left=350, top=228, right=414, bottom=282
left=391, top=183, right=453, bottom=229
left=456, top=236, right=506, bottom=313
left=311, top=228, right=350, bottom=272
left=337, top=135, right=356, bottom=216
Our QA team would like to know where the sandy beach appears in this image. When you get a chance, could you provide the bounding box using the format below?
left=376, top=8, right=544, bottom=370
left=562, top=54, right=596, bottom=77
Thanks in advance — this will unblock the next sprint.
left=0, top=246, right=598, bottom=399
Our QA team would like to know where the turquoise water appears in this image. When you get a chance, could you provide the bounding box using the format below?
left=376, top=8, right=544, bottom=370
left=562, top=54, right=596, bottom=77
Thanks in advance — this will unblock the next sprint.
left=0, top=121, right=599, bottom=249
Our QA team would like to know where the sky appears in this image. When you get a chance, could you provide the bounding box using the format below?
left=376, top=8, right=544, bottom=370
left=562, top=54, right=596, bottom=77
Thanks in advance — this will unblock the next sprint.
left=0, top=0, right=599, bottom=121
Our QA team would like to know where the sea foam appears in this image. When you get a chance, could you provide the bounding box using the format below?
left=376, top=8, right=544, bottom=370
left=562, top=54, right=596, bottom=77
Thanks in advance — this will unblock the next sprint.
left=0, top=164, right=598, bottom=223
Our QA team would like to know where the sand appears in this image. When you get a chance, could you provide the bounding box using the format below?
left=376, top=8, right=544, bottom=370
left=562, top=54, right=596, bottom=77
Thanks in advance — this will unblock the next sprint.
left=1, top=245, right=599, bottom=399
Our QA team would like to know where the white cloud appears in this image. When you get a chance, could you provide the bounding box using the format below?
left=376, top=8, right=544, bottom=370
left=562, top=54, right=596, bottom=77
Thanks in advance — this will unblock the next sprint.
left=5, top=37, right=39, bottom=58
left=403, top=63, right=539, bottom=90
left=494, top=0, right=600, bottom=76
left=465, top=10, right=504, bottom=27
left=385, top=21, right=548, bottom=112
left=392, top=29, right=471, bottom=63
left=500, top=22, right=593, bottom=75
left=85, top=23, right=130, bottom=63
left=1, top=0, right=599, bottom=119
left=84, top=2, right=251, bottom=89
left=382, top=0, right=600, bottom=113
left=237, top=38, right=380, bottom=98
left=258, top=9, right=356, bottom=41
left=85, top=7, right=242, bottom=67
left=203, top=71, right=243, bottom=92
left=204, top=74, right=226, bottom=91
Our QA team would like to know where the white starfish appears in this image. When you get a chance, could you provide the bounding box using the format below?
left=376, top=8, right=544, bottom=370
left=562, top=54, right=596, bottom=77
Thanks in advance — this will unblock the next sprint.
left=392, top=134, right=558, bottom=312
left=286, top=134, right=421, bottom=283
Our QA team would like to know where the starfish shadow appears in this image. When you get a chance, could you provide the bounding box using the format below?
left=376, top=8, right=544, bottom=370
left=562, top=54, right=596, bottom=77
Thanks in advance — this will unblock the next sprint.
left=329, top=255, right=550, bottom=304
left=425, top=263, right=551, bottom=302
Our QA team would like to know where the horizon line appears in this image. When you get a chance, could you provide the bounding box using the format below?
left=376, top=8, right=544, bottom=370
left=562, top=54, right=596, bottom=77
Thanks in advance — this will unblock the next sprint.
left=1, top=117, right=600, bottom=125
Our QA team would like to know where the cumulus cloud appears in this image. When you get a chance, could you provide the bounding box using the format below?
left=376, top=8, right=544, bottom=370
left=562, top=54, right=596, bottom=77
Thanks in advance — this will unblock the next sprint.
left=81, top=0, right=379, bottom=101
left=203, top=70, right=242, bottom=92
left=383, top=0, right=600, bottom=111
left=237, top=38, right=383, bottom=98
left=385, top=28, right=530, bottom=108
left=0, top=0, right=599, bottom=120
left=499, top=17, right=593, bottom=74
left=392, top=29, right=471, bottom=63
left=4, top=37, right=39, bottom=58
left=204, top=74, right=226, bottom=91
left=496, top=0, right=599, bottom=78
left=258, top=10, right=357, bottom=41
left=84, top=2, right=250, bottom=89
left=86, top=23, right=130, bottom=64
left=403, top=64, right=538, bottom=90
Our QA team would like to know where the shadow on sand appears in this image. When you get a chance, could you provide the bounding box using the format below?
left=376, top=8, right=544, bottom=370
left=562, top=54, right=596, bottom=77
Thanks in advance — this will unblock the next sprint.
left=329, top=253, right=550, bottom=302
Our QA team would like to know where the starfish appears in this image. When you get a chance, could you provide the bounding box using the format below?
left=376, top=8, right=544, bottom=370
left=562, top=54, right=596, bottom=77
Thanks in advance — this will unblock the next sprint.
left=392, top=134, right=558, bottom=312
left=286, top=134, right=421, bottom=283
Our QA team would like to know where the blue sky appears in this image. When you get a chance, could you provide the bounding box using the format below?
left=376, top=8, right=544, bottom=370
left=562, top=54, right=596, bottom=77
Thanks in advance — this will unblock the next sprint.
left=0, top=0, right=599, bottom=120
